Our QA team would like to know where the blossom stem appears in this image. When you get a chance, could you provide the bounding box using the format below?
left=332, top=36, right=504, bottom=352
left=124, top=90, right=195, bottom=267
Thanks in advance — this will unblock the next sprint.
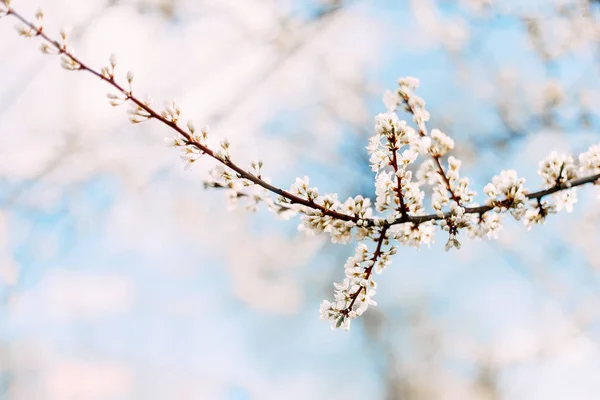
left=5, top=5, right=361, bottom=224
left=399, top=92, right=462, bottom=204
left=432, top=155, right=462, bottom=204
left=393, top=172, right=600, bottom=226
left=5, top=6, right=599, bottom=231
left=341, top=225, right=389, bottom=315
left=388, top=135, right=409, bottom=218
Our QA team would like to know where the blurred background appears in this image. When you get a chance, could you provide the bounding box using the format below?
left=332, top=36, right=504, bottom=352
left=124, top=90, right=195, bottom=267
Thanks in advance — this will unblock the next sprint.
left=1, top=0, right=600, bottom=398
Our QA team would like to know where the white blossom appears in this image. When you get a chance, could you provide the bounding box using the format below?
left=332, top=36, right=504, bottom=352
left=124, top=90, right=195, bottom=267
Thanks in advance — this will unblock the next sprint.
left=186, top=120, right=196, bottom=133
left=107, top=92, right=127, bottom=107
left=430, top=129, right=455, bottom=157
left=375, top=171, right=394, bottom=211
left=466, top=212, right=503, bottom=240
left=161, top=99, right=181, bottom=123
left=374, top=112, right=401, bottom=136
left=444, top=234, right=461, bottom=251
left=15, top=22, right=37, bottom=37
left=539, top=151, right=577, bottom=186
left=403, top=180, right=426, bottom=214
left=39, top=42, right=58, bottom=55
left=580, top=144, right=600, bottom=182
left=127, top=96, right=153, bottom=124
left=416, top=160, right=438, bottom=185
left=391, top=221, right=435, bottom=248
left=60, top=51, right=80, bottom=71
left=484, top=170, right=528, bottom=220
left=290, top=176, right=318, bottom=200
left=59, top=26, right=72, bottom=42
left=320, top=242, right=389, bottom=330
left=523, top=200, right=557, bottom=231
left=552, top=189, right=577, bottom=213
left=398, top=76, right=420, bottom=90
left=367, top=134, right=388, bottom=172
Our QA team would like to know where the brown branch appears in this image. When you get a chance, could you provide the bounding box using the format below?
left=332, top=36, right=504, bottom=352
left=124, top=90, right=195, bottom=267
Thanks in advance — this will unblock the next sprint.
left=400, top=92, right=462, bottom=205
left=341, top=225, right=389, bottom=316
left=4, top=5, right=600, bottom=232
left=392, top=173, right=600, bottom=226
left=389, top=135, right=409, bottom=218
left=432, top=155, right=461, bottom=204
left=5, top=5, right=360, bottom=224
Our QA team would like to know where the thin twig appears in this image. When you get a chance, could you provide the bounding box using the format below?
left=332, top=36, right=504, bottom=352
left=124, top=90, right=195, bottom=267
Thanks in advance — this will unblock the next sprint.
left=400, top=92, right=463, bottom=205
left=389, top=135, right=409, bottom=218
left=393, top=173, right=600, bottom=226
left=341, top=225, right=389, bottom=315
left=4, top=5, right=600, bottom=231
left=5, top=5, right=361, bottom=224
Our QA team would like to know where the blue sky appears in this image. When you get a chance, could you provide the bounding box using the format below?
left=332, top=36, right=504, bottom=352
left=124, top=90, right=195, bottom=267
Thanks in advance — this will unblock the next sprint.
left=2, top=0, right=600, bottom=398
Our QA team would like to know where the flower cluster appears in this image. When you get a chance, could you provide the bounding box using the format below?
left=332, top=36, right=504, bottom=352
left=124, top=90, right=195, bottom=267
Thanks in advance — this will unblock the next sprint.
left=523, top=200, right=557, bottom=231
left=204, top=165, right=268, bottom=212
left=466, top=211, right=503, bottom=240
left=14, top=5, right=41, bottom=37
left=369, top=112, right=425, bottom=216
left=430, top=129, right=455, bottom=157
left=391, top=221, right=435, bottom=247
left=397, top=77, right=430, bottom=133
left=127, top=96, right=153, bottom=124
left=164, top=119, right=210, bottom=169
left=4, top=3, right=600, bottom=331
left=484, top=170, right=528, bottom=220
left=580, top=144, right=600, bottom=182
left=293, top=189, right=375, bottom=244
left=319, top=236, right=396, bottom=330
left=538, top=152, right=578, bottom=212
left=431, top=156, right=475, bottom=213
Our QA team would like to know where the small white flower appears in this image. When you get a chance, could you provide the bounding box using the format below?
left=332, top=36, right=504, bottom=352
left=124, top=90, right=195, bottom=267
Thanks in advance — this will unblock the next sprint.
left=39, top=42, right=57, bottom=55
left=430, top=129, right=455, bottom=156
left=34, top=8, right=44, bottom=21
left=161, top=99, right=181, bottom=123
left=213, top=149, right=228, bottom=162
left=60, top=26, right=72, bottom=41
left=290, top=176, right=310, bottom=196
left=398, top=76, right=420, bottom=89
left=15, top=23, right=36, bottom=37
left=186, top=120, right=195, bottom=133
left=467, top=212, right=503, bottom=240
left=106, top=92, right=127, bottom=107
left=444, top=234, right=461, bottom=251
left=580, top=144, right=600, bottom=181
left=523, top=200, right=557, bottom=231
left=60, top=53, right=80, bottom=71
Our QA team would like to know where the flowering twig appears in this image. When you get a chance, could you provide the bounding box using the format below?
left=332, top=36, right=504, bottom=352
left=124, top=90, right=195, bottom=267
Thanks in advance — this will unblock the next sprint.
left=340, top=226, right=389, bottom=312
left=320, top=225, right=394, bottom=330
left=388, top=134, right=410, bottom=218
left=396, top=78, right=462, bottom=204
left=390, top=172, right=600, bottom=226
left=2, top=1, right=361, bottom=225
left=3, top=0, right=600, bottom=330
